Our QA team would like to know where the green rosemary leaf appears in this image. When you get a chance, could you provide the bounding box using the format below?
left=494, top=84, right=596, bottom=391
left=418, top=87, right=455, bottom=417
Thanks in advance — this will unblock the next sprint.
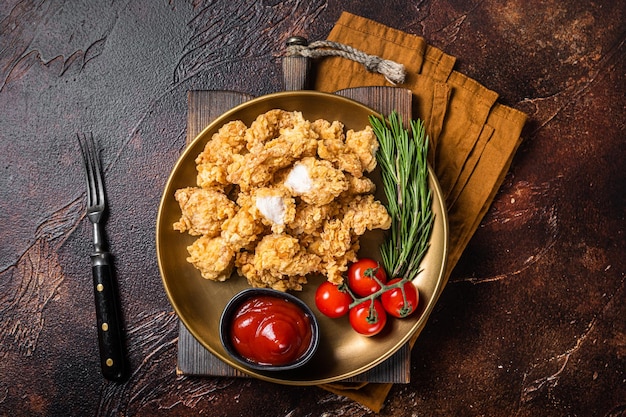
left=369, top=111, right=434, bottom=281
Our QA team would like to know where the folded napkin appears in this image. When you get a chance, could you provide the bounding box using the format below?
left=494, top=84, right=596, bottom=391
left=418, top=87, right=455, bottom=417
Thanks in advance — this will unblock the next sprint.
left=313, top=12, right=527, bottom=412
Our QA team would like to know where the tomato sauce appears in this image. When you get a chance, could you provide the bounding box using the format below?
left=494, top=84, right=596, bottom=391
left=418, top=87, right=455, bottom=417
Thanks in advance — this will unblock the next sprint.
left=230, top=295, right=313, bottom=366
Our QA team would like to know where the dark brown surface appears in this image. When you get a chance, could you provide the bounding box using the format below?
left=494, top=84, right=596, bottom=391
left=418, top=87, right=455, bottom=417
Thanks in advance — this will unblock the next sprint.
left=0, top=1, right=624, bottom=416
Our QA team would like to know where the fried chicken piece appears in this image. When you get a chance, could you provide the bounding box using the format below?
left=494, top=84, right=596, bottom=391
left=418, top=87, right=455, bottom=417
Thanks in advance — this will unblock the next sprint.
left=287, top=201, right=341, bottom=236
left=252, top=187, right=296, bottom=234
left=245, top=109, right=299, bottom=152
left=186, top=236, right=235, bottom=281
left=173, top=187, right=236, bottom=236
left=311, top=118, right=345, bottom=141
left=228, top=112, right=318, bottom=191
left=284, top=156, right=348, bottom=205
left=340, top=194, right=392, bottom=235
left=236, top=234, right=321, bottom=291
left=195, top=120, right=247, bottom=188
left=306, top=218, right=359, bottom=285
left=321, top=242, right=360, bottom=285
left=341, top=174, right=377, bottom=198
left=269, top=111, right=318, bottom=158
left=226, top=152, right=274, bottom=191
left=313, top=119, right=363, bottom=178
left=221, top=203, right=266, bottom=250
left=303, top=195, right=390, bottom=284
left=227, top=147, right=293, bottom=191
left=306, top=218, right=353, bottom=257
left=345, top=125, right=379, bottom=173
left=313, top=119, right=379, bottom=178
left=196, top=163, right=229, bottom=190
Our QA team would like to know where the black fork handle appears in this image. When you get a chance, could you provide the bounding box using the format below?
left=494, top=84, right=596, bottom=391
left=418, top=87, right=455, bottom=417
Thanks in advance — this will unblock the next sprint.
left=91, top=252, right=127, bottom=382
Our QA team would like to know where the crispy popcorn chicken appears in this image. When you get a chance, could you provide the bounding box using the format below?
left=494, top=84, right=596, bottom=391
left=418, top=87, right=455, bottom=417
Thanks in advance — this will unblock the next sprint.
left=311, top=118, right=345, bottom=142
left=228, top=112, right=318, bottom=191
left=284, top=156, right=348, bottom=206
left=252, top=187, right=296, bottom=234
left=287, top=201, right=340, bottom=236
left=341, top=194, right=392, bottom=235
left=342, top=174, right=376, bottom=197
left=314, top=119, right=379, bottom=178
left=236, top=234, right=321, bottom=291
left=174, top=109, right=391, bottom=290
left=306, top=218, right=359, bottom=284
left=173, top=187, right=236, bottom=236
left=314, top=119, right=362, bottom=178
left=220, top=202, right=265, bottom=251
left=245, top=109, right=301, bottom=152
left=345, top=126, right=379, bottom=173
left=186, top=236, right=235, bottom=281
left=321, top=244, right=360, bottom=285
left=196, top=120, right=247, bottom=189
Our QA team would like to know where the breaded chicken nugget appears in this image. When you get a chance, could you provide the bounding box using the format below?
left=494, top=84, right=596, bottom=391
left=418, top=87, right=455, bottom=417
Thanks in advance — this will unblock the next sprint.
left=186, top=235, right=235, bottom=281
left=306, top=219, right=359, bottom=284
left=314, top=119, right=363, bottom=178
left=195, top=120, right=247, bottom=188
left=236, top=234, right=321, bottom=291
left=173, top=187, right=236, bottom=236
left=227, top=113, right=318, bottom=191
left=284, top=157, right=348, bottom=205
left=252, top=187, right=296, bottom=234
left=245, top=109, right=303, bottom=152
left=313, top=119, right=380, bottom=178
left=220, top=209, right=265, bottom=251
left=311, top=118, right=345, bottom=142
left=341, top=174, right=377, bottom=197
left=340, top=194, right=392, bottom=235
left=345, top=125, right=378, bottom=173
left=287, top=201, right=341, bottom=236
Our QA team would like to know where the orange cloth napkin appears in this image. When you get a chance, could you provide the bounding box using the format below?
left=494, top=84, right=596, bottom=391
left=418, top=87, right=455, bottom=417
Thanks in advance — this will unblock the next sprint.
left=313, top=12, right=527, bottom=412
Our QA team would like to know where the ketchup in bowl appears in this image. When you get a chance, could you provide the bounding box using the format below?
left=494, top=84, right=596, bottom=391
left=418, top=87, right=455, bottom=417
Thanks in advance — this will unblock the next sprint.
left=220, top=288, right=319, bottom=371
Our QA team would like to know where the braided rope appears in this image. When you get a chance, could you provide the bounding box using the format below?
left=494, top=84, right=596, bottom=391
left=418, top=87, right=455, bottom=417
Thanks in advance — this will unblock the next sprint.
left=287, top=40, right=406, bottom=85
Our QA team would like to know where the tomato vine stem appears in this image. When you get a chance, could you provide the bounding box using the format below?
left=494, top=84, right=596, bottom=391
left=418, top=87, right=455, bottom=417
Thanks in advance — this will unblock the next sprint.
left=346, top=277, right=409, bottom=311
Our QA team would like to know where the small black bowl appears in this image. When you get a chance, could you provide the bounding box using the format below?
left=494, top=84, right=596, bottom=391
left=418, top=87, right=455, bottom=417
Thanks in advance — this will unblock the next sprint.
left=219, top=288, right=320, bottom=371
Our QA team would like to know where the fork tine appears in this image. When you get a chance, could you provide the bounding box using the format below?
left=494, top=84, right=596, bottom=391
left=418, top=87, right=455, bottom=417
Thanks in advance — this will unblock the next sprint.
left=77, top=132, right=105, bottom=210
left=87, top=132, right=104, bottom=208
left=92, top=134, right=105, bottom=208
left=77, top=132, right=93, bottom=207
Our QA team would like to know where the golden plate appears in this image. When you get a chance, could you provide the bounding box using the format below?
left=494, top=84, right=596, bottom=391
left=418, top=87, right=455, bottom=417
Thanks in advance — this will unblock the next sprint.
left=157, top=91, right=448, bottom=385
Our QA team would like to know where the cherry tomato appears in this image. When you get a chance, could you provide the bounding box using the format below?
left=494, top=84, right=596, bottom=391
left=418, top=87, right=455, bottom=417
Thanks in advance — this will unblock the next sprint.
left=315, top=281, right=352, bottom=318
left=349, top=299, right=387, bottom=336
left=347, top=258, right=388, bottom=297
left=381, top=278, right=419, bottom=318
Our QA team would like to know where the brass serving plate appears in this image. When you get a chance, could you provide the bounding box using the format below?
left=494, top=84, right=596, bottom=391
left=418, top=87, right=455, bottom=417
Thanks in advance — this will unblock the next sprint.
left=157, top=91, right=448, bottom=385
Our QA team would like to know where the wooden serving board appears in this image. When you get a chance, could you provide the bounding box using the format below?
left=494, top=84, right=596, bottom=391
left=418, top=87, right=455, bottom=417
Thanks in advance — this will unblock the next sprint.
left=176, top=86, right=414, bottom=383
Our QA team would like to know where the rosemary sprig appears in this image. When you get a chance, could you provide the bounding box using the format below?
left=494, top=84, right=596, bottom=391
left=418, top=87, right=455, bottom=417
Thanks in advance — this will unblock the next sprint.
left=369, top=111, right=434, bottom=281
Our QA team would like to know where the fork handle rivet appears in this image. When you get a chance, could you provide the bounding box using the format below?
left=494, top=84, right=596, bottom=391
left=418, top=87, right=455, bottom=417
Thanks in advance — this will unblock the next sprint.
left=97, top=284, right=104, bottom=292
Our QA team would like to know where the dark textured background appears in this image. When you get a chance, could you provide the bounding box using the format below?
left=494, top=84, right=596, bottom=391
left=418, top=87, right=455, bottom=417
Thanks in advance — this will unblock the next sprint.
left=1, top=1, right=624, bottom=416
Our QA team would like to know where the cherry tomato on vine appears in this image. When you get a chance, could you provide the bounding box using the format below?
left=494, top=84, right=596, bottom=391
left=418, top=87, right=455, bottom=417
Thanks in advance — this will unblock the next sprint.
left=347, top=258, right=388, bottom=297
left=348, top=299, right=387, bottom=336
left=381, top=278, right=419, bottom=318
left=315, top=281, right=353, bottom=318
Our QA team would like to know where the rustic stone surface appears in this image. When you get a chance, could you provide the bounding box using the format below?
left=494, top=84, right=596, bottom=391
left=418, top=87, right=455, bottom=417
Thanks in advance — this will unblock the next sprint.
left=0, top=1, right=624, bottom=416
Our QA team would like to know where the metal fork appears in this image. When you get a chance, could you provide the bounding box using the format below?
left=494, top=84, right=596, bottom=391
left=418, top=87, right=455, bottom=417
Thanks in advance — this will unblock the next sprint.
left=77, top=132, right=127, bottom=382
